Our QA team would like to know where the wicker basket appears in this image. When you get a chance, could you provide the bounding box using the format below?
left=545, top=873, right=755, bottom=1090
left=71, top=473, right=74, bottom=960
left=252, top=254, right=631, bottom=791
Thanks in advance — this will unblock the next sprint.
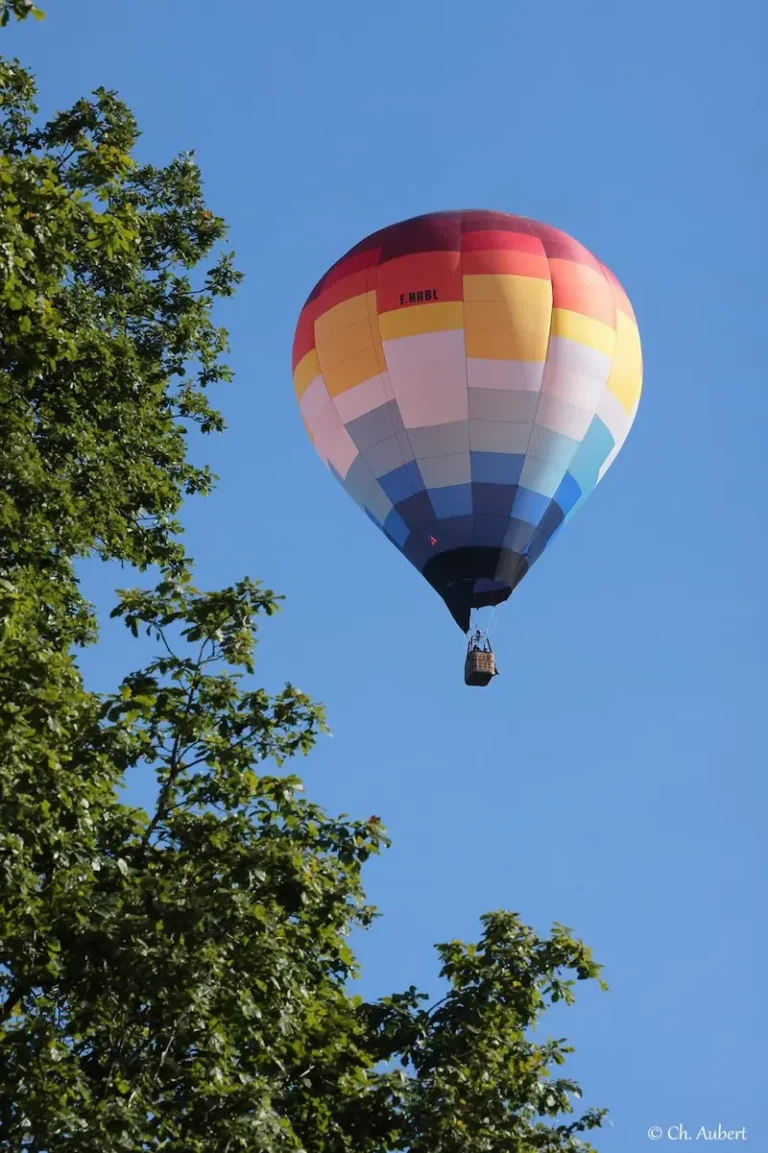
left=464, top=648, right=496, bottom=687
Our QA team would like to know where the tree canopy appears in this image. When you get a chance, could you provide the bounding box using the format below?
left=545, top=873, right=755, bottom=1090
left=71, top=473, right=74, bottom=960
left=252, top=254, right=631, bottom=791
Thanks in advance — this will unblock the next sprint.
left=1, top=2, right=44, bottom=29
left=0, top=51, right=609, bottom=1152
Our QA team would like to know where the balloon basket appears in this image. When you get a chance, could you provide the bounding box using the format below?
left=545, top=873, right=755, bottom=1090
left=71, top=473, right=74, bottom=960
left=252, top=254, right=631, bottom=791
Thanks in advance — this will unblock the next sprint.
left=464, top=649, right=496, bottom=687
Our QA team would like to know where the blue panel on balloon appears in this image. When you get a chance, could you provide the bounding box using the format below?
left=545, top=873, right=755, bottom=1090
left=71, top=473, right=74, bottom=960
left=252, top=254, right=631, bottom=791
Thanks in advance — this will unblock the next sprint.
left=470, top=451, right=525, bottom=485
left=510, top=486, right=551, bottom=527
left=379, top=461, right=423, bottom=504
left=471, top=482, right=516, bottom=518
left=424, top=515, right=475, bottom=552
left=429, top=484, right=473, bottom=519
left=473, top=515, right=510, bottom=548
left=383, top=508, right=409, bottom=547
left=554, top=471, right=582, bottom=517
left=525, top=501, right=565, bottom=565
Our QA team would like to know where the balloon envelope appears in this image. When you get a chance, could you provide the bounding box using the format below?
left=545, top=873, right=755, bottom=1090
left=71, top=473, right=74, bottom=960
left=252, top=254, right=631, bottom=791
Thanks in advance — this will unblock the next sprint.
left=292, top=211, right=642, bottom=632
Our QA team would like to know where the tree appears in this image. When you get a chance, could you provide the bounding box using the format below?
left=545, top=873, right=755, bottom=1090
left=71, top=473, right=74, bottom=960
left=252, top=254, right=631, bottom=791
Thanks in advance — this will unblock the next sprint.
left=0, top=1, right=44, bottom=28
left=0, top=57, right=240, bottom=591
left=2, top=574, right=608, bottom=1151
left=0, top=58, right=609, bottom=1152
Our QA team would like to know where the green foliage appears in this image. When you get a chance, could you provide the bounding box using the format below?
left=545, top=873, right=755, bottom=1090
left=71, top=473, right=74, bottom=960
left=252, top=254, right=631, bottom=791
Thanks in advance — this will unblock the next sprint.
left=1, top=575, right=387, bottom=1149
left=396, top=916, right=608, bottom=1152
left=0, top=0, right=44, bottom=27
left=0, top=57, right=609, bottom=1152
left=0, top=56, right=241, bottom=601
left=1, top=574, right=608, bottom=1151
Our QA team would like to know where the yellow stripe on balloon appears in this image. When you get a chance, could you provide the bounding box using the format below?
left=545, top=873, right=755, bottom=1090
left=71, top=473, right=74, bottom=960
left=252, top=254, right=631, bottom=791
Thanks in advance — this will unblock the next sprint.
left=606, top=311, right=643, bottom=413
left=463, top=274, right=552, bottom=362
left=364, top=293, right=391, bottom=375
left=293, top=349, right=321, bottom=400
left=314, top=291, right=382, bottom=380
left=464, top=316, right=550, bottom=361
left=315, top=319, right=374, bottom=369
left=378, top=301, right=464, bottom=341
left=462, top=273, right=551, bottom=307
left=550, top=309, right=616, bottom=357
left=314, top=291, right=373, bottom=340
left=463, top=327, right=548, bottom=362
left=319, top=346, right=385, bottom=397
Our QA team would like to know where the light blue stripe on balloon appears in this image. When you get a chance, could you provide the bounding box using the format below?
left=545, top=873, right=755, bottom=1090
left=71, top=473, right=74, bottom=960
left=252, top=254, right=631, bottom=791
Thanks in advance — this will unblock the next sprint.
left=527, top=426, right=581, bottom=471
left=568, top=417, right=615, bottom=493
left=429, top=484, right=473, bottom=519
left=518, top=456, right=566, bottom=500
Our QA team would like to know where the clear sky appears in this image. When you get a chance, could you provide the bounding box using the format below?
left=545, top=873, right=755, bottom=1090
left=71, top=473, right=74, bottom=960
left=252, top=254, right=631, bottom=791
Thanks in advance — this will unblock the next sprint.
left=7, top=2, right=766, bottom=1148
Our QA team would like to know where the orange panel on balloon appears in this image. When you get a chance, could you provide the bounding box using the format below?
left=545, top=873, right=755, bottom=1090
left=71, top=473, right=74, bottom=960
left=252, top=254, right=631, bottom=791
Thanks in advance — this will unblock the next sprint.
left=462, top=248, right=551, bottom=278
left=314, top=269, right=373, bottom=319
left=548, top=259, right=616, bottom=327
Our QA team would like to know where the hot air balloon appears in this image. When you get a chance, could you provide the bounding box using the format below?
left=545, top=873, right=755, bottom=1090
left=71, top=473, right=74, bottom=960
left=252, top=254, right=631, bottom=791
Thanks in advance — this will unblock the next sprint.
left=291, top=211, right=642, bottom=685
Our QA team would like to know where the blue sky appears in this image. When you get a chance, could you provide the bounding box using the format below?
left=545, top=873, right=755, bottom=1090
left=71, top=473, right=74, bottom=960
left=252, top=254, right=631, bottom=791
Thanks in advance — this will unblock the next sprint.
left=7, top=1, right=766, bottom=1147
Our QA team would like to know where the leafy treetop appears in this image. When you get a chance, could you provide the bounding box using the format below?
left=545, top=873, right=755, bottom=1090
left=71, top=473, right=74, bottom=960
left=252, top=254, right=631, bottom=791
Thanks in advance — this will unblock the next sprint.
left=0, top=53, right=609, bottom=1153
left=1, top=1, right=44, bottom=28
